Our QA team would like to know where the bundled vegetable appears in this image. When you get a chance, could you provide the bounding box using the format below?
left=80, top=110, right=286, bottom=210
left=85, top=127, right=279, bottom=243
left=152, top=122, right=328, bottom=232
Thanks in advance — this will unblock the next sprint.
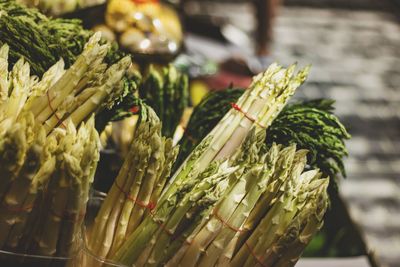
left=82, top=63, right=325, bottom=267
left=177, top=89, right=350, bottom=180
left=0, top=112, right=100, bottom=257
left=87, top=107, right=178, bottom=262
left=139, top=64, right=189, bottom=138
left=0, top=30, right=130, bottom=257
left=175, top=88, right=244, bottom=168
left=162, top=63, right=309, bottom=205
left=0, top=0, right=141, bottom=131
left=110, top=132, right=329, bottom=267
left=0, top=33, right=132, bottom=135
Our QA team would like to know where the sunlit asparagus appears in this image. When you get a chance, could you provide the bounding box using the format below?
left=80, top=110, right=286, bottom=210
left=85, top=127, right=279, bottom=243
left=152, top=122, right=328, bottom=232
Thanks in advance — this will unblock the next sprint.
left=162, top=64, right=310, bottom=206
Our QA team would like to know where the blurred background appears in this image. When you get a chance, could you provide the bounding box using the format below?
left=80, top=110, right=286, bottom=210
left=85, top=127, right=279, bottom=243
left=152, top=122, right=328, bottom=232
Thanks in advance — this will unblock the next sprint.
left=18, top=0, right=400, bottom=266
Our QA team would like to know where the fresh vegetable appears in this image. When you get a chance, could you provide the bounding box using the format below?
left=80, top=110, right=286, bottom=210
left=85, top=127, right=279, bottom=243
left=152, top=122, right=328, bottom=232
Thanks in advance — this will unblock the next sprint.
left=0, top=0, right=140, bottom=131
left=177, top=89, right=350, bottom=181
left=163, top=63, right=309, bottom=205
left=0, top=112, right=100, bottom=257
left=174, top=88, right=243, bottom=168
left=110, top=133, right=328, bottom=267
left=139, top=64, right=189, bottom=138
left=87, top=106, right=178, bottom=262
left=0, top=32, right=129, bottom=256
left=103, top=63, right=318, bottom=266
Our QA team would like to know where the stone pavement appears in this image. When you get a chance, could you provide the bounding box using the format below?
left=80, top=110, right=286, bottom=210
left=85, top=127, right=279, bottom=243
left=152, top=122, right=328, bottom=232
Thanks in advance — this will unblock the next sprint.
left=271, top=7, right=400, bottom=267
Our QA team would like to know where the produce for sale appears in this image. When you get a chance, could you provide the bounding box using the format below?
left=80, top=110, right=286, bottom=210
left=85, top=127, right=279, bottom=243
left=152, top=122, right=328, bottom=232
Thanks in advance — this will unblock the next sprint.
left=163, top=63, right=310, bottom=205
left=0, top=0, right=141, bottom=131
left=0, top=30, right=130, bottom=257
left=139, top=64, right=189, bottom=138
left=106, top=0, right=183, bottom=56
left=110, top=132, right=329, bottom=267
left=177, top=89, right=350, bottom=180
left=0, top=113, right=100, bottom=257
left=81, top=63, right=328, bottom=267
left=87, top=106, right=178, bottom=261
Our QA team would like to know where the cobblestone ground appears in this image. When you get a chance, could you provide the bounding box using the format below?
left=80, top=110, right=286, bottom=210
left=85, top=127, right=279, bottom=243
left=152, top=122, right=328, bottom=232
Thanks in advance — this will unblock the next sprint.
left=271, top=7, right=400, bottom=267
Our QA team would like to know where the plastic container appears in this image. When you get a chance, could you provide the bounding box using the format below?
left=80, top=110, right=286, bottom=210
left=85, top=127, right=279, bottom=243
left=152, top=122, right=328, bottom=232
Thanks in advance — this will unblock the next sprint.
left=0, top=249, right=77, bottom=267
left=79, top=196, right=128, bottom=267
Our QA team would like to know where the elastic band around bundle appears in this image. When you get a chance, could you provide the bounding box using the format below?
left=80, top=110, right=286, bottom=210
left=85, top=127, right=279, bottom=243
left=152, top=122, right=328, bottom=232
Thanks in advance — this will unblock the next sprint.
left=245, top=241, right=267, bottom=267
left=212, top=209, right=247, bottom=233
left=46, top=91, right=66, bottom=129
left=2, top=202, right=34, bottom=213
left=114, top=180, right=156, bottom=212
left=230, top=103, right=267, bottom=129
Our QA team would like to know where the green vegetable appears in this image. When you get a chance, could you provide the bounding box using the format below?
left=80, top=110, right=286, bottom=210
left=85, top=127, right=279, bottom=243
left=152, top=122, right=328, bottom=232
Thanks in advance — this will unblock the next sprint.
left=139, top=64, right=189, bottom=138
left=177, top=89, right=350, bottom=181
left=175, top=88, right=243, bottom=169
left=267, top=98, right=351, bottom=179
left=110, top=63, right=313, bottom=266
left=87, top=106, right=178, bottom=261
left=0, top=33, right=127, bottom=257
left=0, top=0, right=141, bottom=131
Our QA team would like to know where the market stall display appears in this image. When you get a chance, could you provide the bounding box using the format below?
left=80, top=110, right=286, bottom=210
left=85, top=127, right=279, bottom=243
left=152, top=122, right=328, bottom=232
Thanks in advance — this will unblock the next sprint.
left=0, top=1, right=362, bottom=266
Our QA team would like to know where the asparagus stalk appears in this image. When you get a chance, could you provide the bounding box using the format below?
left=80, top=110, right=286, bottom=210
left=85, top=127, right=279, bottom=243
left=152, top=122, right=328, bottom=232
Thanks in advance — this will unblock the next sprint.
left=162, top=64, right=309, bottom=207
left=0, top=44, right=9, bottom=103
left=197, top=144, right=281, bottom=267
left=88, top=109, right=157, bottom=259
left=0, top=117, right=44, bottom=248
left=6, top=149, right=56, bottom=251
left=24, top=32, right=108, bottom=119
left=0, top=119, right=29, bottom=200
left=112, top=160, right=238, bottom=265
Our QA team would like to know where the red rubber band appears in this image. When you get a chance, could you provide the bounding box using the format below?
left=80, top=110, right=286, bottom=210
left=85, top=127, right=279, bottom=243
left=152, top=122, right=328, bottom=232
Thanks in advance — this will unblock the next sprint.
left=245, top=242, right=266, bottom=267
left=212, top=209, right=247, bottom=233
left=114, top=180, right=156, bottom=212
left=230, top=103, right=267, bottom=129
left=46, top=91, right=66, bottom=129
left=2, top=202, right=34, bottom=213
left=129, top=106, right=140, bottom=114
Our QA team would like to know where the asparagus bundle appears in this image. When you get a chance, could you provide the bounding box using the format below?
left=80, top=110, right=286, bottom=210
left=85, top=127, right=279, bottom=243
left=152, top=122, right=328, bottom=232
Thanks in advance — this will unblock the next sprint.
left=110, top=132, right=329, bottom=267
left=177, top=89, right=350, bottom=180
left=139, top=64, right=189, bottom=138
left=0, top=112, right=100, bottom=257
left=105, top=64, right=312, bottom=265
left=162, top=63, right=309, bottom=206
left=87, top=107, right=178, bottom=262
left=0, top=30, right=130, bottom=257
left=0, top=0, right=141, bottom=131
left=0, top=32, right=132, bottom=136
left=29, top=117, right=100, bottom=257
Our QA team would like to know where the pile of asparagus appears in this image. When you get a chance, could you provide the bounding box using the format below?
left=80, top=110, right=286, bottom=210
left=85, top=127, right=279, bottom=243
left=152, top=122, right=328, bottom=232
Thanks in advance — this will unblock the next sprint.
left=0, top=32, right=131, bottom=257
left=84, top=63, right=329, bottom=267
left=177, top=89, right=350, bottom=180
left=0, top=0, right=141, bottom=132
left=87, top=107, right=178, bottom=261
left=139, top=64, right=189, bottom=138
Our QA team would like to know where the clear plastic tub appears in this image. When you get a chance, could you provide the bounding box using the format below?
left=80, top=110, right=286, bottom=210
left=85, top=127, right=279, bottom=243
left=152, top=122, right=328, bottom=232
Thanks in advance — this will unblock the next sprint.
left=0, top=249, right=77, bottom=267
left=78, top=195, right=128, bottom=267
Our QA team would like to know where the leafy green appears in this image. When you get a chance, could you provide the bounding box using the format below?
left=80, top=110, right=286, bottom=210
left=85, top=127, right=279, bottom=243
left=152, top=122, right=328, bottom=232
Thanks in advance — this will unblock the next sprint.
left=139, top=64, right=189, bottom=138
